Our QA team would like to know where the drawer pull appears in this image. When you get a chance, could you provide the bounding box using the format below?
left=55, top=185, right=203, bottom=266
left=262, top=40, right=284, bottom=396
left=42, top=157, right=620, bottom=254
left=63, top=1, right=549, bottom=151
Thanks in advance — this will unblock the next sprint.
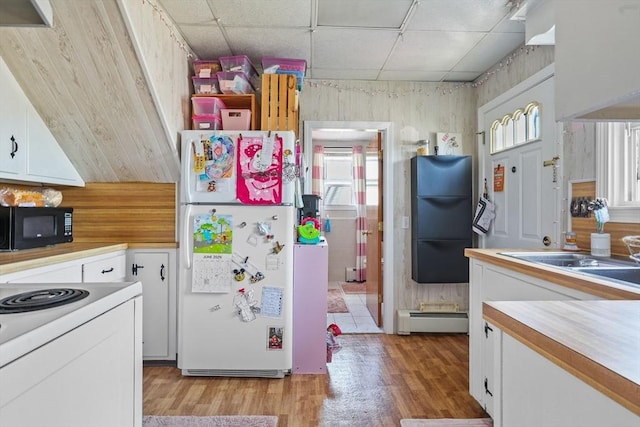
left=160, top=264, right=166, bottom=282
left=101, top=267, right=114, bottom=274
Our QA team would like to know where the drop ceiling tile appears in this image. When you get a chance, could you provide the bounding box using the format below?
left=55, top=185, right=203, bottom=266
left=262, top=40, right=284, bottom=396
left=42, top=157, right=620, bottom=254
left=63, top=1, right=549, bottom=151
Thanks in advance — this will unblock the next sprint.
left=387, top=30, right=485, bottom=71
left=179, top=25, right=231, bottom=59
left=313, top=28, right=398, bottom=70
left=452, top=33, right=525, bottom=74
left=309, top=69, right=381, bottom=81
left=317, top=0, right=413, bottom=28
left=223, top=28, right=311, bottom=69
left=210, top=0, right=311, bottom=27
left=408, top=0, right=513, bottom=32
left=158, top=0, right=215, bottom=24
left=378, top=70, right=448, bottom=82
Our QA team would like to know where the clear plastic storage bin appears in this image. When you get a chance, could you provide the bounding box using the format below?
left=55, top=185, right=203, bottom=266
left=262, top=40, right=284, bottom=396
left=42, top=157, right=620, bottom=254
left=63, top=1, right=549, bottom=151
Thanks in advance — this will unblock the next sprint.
left=192, top=60, right=221, bottom=78
left=216, top=71, right=254, bottom=94
left=192, top=76, right=220, bottom=95
left=219, top=55, right=260, bottom=90
left=261, top=57, right=306, bottom=90
left=191, top=96, right=227, bottom=116
left=192, top=115, right=222, bottom=130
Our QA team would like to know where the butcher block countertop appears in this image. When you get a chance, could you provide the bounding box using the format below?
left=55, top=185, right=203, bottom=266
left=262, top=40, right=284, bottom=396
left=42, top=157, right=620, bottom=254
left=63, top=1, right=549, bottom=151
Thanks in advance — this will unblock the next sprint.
left=465, top=248, right=640, bottom=300
left=0, top=243, right=128, bottom=275
left=484, top=300, right=640, bottom=416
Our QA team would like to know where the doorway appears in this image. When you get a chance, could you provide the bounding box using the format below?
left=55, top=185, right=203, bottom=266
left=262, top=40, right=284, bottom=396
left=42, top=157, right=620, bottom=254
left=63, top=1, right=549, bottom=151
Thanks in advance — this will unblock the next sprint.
left=303, top=121, right=394, bottom=334
left=477, top=65, right=563, bottom=249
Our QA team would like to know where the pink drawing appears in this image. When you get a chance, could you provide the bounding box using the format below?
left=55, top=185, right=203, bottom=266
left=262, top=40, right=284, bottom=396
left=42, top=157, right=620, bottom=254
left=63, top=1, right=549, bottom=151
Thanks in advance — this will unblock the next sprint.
left=237, top=136, right=283, bottom=204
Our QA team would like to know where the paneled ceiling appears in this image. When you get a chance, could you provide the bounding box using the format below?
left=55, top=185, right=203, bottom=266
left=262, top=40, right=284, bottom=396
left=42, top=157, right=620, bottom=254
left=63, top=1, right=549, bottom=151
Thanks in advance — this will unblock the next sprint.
left=159, top=0, right=526, bottom=82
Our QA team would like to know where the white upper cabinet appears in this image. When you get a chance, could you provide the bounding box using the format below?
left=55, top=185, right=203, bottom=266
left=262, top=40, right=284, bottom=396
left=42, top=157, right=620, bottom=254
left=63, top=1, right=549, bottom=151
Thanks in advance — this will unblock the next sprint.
left=555, top=0, right=640, bottom=121
left=0, top=56, right=84, bottom=187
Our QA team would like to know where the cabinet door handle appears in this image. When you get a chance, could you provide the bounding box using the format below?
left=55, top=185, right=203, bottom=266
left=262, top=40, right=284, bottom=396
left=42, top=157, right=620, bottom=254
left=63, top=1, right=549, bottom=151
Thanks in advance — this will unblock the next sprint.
left=131, top=263, right=144, bottom=275
left=484, top=378, right=493, bottom=397
left=101, top=267, right=114, bottom=274
left=10, top=135, right=18, bottom=159
left=484, top=322, right=493, bottom=338
left=160, top=264, right=165, bottom=282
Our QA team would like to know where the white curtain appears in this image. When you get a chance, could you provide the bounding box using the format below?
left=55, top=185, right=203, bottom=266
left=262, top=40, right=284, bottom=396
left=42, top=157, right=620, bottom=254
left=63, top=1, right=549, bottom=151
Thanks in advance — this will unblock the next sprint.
left=353, top=145, right=367, bottom=282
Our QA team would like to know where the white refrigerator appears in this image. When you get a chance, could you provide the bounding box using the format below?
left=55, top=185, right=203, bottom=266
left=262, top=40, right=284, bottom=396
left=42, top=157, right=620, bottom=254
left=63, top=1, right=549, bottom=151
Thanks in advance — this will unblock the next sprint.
left=178, top=130, right=297, bottom=378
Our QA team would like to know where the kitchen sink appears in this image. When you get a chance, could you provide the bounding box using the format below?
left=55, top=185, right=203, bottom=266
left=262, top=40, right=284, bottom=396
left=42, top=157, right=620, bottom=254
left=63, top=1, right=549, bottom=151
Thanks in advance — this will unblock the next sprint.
left=499, top=251, right=637, bottom=268
left=499, top=251, right=640, bottom=288
left=571, top=267, right=640, bottom=286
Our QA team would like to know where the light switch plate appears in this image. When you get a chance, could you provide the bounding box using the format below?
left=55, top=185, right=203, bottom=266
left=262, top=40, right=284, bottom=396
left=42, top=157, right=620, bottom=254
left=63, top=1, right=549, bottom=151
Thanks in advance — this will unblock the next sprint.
left=402, top=216, right=410, bottom=229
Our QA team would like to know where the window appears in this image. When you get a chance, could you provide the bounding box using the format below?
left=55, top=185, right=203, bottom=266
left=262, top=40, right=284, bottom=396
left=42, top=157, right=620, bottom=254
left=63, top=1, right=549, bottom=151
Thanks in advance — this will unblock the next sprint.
left=596, top=122, right=640, bottom=223
left=323, top=150, right=354, bottom=208
left=490, top=101, right=541, bottom=153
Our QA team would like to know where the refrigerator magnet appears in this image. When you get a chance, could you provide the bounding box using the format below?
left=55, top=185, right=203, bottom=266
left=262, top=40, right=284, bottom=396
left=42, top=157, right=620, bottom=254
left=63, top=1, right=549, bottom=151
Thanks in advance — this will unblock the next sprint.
left=267, top=326, right=284, bottom=350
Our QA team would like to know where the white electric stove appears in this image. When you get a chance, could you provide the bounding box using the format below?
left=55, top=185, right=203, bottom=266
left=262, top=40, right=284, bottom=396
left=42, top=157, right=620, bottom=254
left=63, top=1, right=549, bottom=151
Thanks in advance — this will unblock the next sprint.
left=0, top=281, right=143, bottom=427
left=0, top=282, right=142, bottom=368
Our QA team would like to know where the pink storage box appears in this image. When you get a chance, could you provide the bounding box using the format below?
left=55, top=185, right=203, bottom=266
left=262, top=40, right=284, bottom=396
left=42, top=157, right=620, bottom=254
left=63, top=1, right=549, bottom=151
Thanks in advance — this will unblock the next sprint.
left=221, top=109, right=251, bottom=130
left=262, top=57, right=306, bottom=90
left=216, top=71, right=254, bottom=94
left=192, top=115, right=222, bottom=130
left=219, top=55, right=260, bottom=90
left=191, top=96, right=227, bottom=116
left=192, top=60, right=221, bottom=78
left=192, top=76, right=220, bottom=95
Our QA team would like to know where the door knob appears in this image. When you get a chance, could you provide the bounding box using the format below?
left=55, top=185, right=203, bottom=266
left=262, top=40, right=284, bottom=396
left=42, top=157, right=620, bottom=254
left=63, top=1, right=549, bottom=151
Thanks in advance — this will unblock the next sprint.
left=362, top=231, right=372, bottom=236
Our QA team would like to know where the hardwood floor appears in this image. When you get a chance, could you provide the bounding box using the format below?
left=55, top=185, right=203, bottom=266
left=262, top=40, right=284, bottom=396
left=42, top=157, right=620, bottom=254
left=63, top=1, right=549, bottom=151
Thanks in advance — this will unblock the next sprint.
left=144, top=333, right=487, bottom=426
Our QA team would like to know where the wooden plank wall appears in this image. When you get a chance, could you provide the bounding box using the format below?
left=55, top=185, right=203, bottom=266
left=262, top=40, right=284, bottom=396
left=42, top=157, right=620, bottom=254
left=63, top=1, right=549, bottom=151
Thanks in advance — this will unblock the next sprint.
left=60, top=182, right=176, bottom=244
left=570, top=181, right=640, bottom=257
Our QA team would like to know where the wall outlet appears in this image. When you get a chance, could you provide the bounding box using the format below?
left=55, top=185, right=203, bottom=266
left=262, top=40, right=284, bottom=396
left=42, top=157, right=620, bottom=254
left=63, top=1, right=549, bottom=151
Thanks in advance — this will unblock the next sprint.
left=402, top=216, right=410, bottom=229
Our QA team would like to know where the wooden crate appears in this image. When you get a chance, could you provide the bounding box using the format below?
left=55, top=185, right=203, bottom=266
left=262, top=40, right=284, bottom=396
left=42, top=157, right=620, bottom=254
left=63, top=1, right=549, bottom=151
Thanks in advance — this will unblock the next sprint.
left=260, top=74, right=299, bottom=137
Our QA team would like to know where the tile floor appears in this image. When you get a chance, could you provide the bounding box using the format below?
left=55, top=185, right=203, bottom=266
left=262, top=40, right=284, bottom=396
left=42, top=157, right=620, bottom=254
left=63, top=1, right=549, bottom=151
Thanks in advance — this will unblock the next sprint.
left=326, top=282, right=383, bottom=334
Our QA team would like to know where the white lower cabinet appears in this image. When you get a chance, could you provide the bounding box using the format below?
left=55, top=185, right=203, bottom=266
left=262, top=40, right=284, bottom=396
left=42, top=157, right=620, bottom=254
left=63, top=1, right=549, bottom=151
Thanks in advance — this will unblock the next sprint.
left=497, top=331, right=638, bottom=427
left=469, top=259, right=599, bottom=416
left=126, top=249, right=176, bottom=361
left=82, top=252, right=126, bottom=282
left=6, top=262, right=82, bottom=283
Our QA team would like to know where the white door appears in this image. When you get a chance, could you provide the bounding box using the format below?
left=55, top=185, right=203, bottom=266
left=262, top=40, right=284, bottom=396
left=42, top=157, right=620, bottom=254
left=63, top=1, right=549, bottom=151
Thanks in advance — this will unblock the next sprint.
left=479, top=66, right=562, bottom=249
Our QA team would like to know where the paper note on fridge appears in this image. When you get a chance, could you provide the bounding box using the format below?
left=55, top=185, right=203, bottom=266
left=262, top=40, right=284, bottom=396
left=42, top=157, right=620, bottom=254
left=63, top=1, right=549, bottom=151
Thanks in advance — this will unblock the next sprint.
left=261, top=286, right=284, bottom=318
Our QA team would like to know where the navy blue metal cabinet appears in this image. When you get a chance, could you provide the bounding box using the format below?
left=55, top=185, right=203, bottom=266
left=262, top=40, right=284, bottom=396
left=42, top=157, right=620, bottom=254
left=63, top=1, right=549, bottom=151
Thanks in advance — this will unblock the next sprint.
left=411, top=155, right=472, bottom=283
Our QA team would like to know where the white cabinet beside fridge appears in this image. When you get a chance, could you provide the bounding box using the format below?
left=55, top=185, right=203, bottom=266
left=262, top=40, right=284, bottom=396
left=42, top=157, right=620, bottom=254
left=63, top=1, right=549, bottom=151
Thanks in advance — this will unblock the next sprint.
left=127, top=248, right=177, bottom=361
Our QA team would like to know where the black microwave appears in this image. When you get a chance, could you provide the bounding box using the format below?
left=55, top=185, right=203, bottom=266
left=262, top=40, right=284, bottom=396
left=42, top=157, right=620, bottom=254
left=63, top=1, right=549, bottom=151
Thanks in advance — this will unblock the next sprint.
left=0, top=207, right=73, bottom=251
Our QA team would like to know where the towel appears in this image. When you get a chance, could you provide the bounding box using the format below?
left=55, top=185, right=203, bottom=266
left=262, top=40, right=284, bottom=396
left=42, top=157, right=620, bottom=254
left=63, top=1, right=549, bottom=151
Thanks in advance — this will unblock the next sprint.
left=473, top=196, right=495, bottom=235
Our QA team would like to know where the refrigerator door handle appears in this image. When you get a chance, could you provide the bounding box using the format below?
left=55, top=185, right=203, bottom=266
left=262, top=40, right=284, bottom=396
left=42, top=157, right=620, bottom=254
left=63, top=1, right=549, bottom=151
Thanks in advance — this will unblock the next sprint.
left=183, top=204, right=193, bottom=270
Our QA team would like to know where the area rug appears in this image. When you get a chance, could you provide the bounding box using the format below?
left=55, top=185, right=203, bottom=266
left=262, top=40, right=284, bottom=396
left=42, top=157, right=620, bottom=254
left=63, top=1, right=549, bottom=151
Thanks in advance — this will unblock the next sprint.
left=400, top=418, right=492, bottom=427
left=327, top=288, right=348, bottom=313
left=340, top=281, right=366, bottom=294
left=143, top=415, right=277, bottom=427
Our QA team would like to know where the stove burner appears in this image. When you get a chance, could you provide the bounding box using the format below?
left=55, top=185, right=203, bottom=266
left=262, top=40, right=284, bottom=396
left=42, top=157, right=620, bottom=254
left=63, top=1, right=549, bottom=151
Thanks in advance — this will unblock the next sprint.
left=0, top=288, right=90, bottom=314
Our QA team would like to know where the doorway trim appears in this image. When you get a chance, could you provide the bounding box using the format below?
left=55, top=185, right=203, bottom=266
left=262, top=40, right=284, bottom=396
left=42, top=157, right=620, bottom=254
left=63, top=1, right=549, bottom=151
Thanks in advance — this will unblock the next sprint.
left=303, top=120, right=395, bottom=334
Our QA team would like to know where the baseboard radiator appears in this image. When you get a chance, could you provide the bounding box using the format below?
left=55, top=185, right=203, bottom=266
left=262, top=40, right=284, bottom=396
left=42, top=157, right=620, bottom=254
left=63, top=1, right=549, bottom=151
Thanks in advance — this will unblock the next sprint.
left=182, top=369, right=286, bottom=378
left=397, top=309, right=469, bottom=335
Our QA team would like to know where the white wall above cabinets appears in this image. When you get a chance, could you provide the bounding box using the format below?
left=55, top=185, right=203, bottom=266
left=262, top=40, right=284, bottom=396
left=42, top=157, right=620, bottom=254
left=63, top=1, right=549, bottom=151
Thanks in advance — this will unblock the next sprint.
left=0, top=56, right=84, bottom=187
left=555, top=0, right=640, bottom=121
